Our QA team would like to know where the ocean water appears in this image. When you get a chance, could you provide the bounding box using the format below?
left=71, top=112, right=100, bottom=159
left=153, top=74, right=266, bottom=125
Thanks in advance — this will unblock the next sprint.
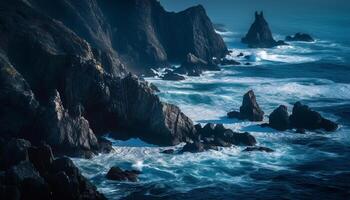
left=73, top=2, right=350, bottom=199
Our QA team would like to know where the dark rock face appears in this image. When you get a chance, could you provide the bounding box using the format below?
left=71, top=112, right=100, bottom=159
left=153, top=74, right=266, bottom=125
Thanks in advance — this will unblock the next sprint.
left=112, top=75, right=196, bottom=146
left=0, top=139, right=106, bottom=200
left=290, top=102, right=338, bottom=132
left=41, top=90, right=99, bottom=158
left=181, top=141, right=206, bottom=153
left=0, top=0, right=198, bottom=153
left=49, top=157, right=106, bottom=200
left=174, top=53, right=220, bottom=76
left=321, top=118, right=338, bottom=132
left=96, top=0, right=227, bottom=73
left=228, top=90, right=264, bottom=122
left=242, top=11, right=287, bottom=48
left=269, top=105, right=290, bottom=131
left=20, top=0, right=227, bottom=75
left=106, top=167, right=140, bottom=182
left=0, top=56, right=39, bottom=139
left=0, top=139, right=31, bottom=170
left=286, top=33, right=314, bottom=42
left=243, top=146, right=274, bottom=153
left=161, top=149, right=175, bottom=154
left=296, top=128, right=306, bottom=134
left=220, top=58, right=241, bottom=66
left=181, top=123, right=257, bottom=153
left=227, top=111, right=242, bottom=120
left=240, top=90, right=264, bottom=121
left=162, top=72, right=186, bottom=81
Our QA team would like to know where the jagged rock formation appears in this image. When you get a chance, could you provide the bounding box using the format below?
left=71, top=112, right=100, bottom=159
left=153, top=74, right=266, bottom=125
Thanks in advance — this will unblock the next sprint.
left=1, top=0, right=213, bottom=157
left=173, top=53, right=220, bottom=77
left=243, top=146, right=274, bottom=153
left=286, top=33, right=315, bottom=42
left=0, top=139, right=106, bottom=200
left=227, top=90, right=265, bottom=122
left=242, top=11, right=287, bottom=48
left=106, top=167, right=140, bottom=182
left=290, top=102, right=338, bottom=132
left=180, top=123, right=257, bottom=153
left=265, top=103, right=338, bottom=132
left=162, top=71, right=186, bottom=81
left=269, top=105, right=290, bottom=131
left=24, top=0, right=228, bottom=75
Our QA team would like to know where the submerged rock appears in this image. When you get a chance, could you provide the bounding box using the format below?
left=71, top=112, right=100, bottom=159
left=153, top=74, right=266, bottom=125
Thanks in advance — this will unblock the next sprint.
left=162, top=71, right=186, bottom=81
left=269, top=105, right=290, bottom=131
left=106, top=167, right=140, bottom=182
left=286, top=33, right=314, bottom=42
left=243, top=146, right=274, bottom=153
left=227, top=111, right=242, bottom=119
left=237, top=53, right=244, bottom=57
left=296, top=128, right=306, bottom=134
left=175, top=53, right=221, bottom=76
left=161, top=149, right=175, bottom=154
left=242, top=11, right=287, bottom=48
left=289, top=102, right=338, bottom=132
left=220, top=58, right=241, bottom=66
left=228, top=90, right=264, bottom=122
left=181, top=141, right=206, bottom=153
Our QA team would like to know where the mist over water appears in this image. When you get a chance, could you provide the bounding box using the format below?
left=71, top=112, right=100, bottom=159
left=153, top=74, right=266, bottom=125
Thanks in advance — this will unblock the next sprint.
left=73, top=1, right=350, bottom=199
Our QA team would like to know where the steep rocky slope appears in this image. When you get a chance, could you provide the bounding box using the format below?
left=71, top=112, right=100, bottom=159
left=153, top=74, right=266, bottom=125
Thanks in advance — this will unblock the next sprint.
left=25, top=0, right=227, bottom=74
left=1, top=0, right=213, bottom=158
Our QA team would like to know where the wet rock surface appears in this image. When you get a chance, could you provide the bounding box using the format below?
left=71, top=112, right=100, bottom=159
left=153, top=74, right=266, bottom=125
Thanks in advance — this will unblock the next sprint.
left=266, top=102, right=338, bottom=132
left=290, top=102, right=338, bottom=132
left=162, top=71, right=186, bottom=81
left=0, top=0, right=199, bottom=154
left=106, top=167, right=141, bottom=182
left=242, top=11, right=287, bottom=48
left=269, top=105, right=290, bottom=131
left=228, top=90, right=264, bottom=122
left=286, top=33, right=314, bottom=42
left=0, top=138, right=106, bottom=200
left=180, top=123, right=257, bottom=153
left=243, top=146, right=274, bottom=153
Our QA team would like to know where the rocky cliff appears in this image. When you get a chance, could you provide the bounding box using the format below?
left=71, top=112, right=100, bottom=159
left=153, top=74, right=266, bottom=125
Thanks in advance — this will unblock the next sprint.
left=25, top=0, right=227, bottom=74
left=0, top=0, right=220, bottom=157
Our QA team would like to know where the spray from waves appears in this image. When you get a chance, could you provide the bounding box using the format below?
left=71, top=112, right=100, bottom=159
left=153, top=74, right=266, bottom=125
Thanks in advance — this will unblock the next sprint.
left=226, top=46, right=319, bottom=65
left=215, top=30, right=241, bottom=42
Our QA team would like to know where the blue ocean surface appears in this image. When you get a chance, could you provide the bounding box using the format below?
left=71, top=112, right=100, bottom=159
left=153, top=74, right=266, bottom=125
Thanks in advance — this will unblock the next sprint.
left=73, top=1, right=350, bottom=199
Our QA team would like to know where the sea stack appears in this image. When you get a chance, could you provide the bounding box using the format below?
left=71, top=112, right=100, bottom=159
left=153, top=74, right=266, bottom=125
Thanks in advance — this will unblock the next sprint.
left=242, top=11, right=286, bottom=48
left=227, top=90, right=265, bottom=122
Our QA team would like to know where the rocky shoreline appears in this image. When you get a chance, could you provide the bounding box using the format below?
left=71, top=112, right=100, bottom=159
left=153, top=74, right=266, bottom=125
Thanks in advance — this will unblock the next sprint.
left=0, top=0, right=341, bottom=198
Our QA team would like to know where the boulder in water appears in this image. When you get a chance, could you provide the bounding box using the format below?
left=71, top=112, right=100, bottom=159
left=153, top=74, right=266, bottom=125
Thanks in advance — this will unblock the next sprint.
left=106, top=167, right=140, bottom=182
left=286, top=33, right=314, bottom=42
left=161, top=149, right=175, bottom=154
left=243, top=146, right=274, bottom=153
left=228, top=90, right=264, bottom=122
left=289, top=102, right=338, bottom=132
left=180, top=141, right=206, bottom=153
left=175, top=53, right=221, bottom=76
left=269, top=105, right=290, bottom=131
left=220, top=58, right=241, bottom=66
left=162, top=71, right=186, bottom=81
